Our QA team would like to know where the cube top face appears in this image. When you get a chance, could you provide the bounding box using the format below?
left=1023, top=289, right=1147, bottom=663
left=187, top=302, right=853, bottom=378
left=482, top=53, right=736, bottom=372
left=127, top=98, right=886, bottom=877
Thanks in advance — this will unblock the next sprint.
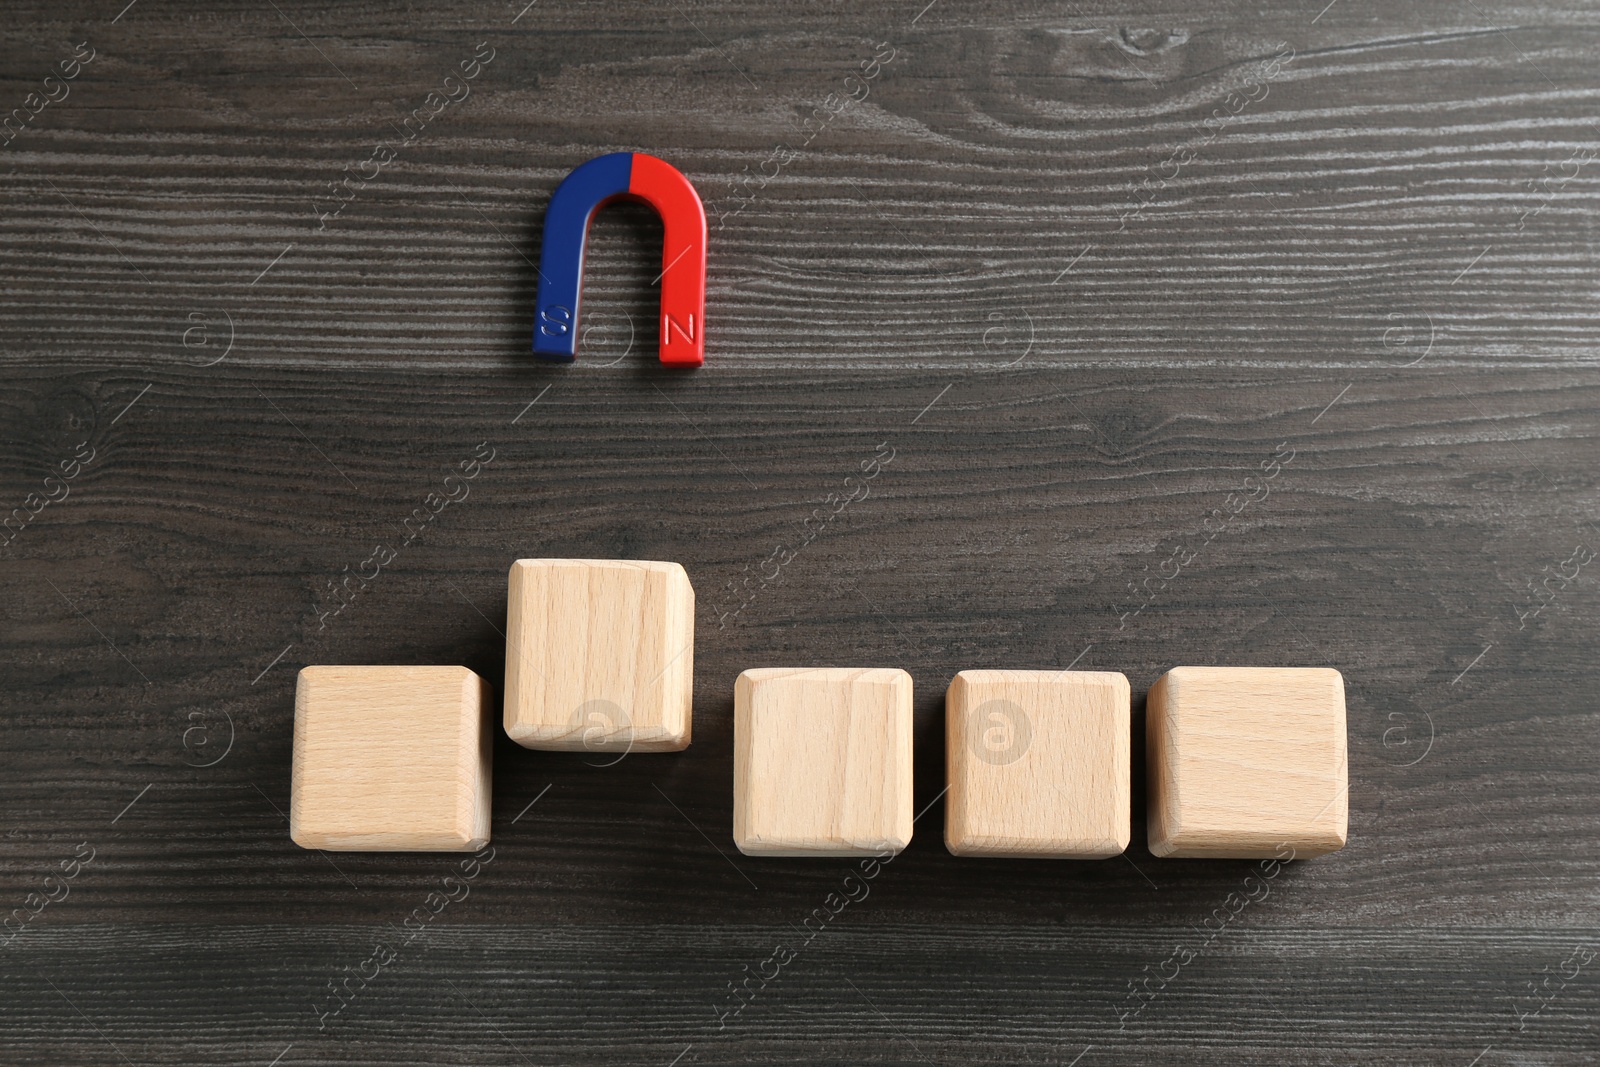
left=290, top=665, right=491, bottom=852
left=733, top=668, right=914, bottom=857
left=504, top=559, right=693, bottom=752
left=1148, top=666, right=1348, bottom=859
left=945, top=670, right=1131, bottom=859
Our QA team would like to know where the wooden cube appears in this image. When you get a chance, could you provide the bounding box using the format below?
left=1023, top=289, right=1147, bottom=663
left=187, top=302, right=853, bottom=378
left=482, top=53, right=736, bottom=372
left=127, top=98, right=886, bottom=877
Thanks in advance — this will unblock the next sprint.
left=945, top=670, right=1130, bottom=858
left=733, top=668, right=913, bottom=856
left=504, top=559, right=693, bottom=751
left=290, top=665, right=492, bottom=851
left=1147, top=666, right=1348, bottom=859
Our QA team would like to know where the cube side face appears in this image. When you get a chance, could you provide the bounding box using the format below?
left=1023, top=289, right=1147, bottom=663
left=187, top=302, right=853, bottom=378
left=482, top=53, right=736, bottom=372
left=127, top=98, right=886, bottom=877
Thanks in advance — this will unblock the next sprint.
left=466, top=672, right=494, bottom=848
left=1149, top=667, right=1347, bottom=859
left=1146, top=674, right=1182, bottom=855
left=734, top=668, right=913, bottom=857
left=946, top=670, right=1130, bottom=858
left=504, top=559, right=693, bottom=752
left=732, top=672, right=758, bottom=850
left=290, top=666, right=490, bottom=852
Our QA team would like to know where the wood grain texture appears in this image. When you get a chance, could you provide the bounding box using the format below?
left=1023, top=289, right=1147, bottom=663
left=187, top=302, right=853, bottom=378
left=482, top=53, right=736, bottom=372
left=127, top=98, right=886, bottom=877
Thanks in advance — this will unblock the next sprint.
left=1147, top=666, right=1348, bottom=858
left=946, top=669, right=1131, bottom=858
left=1, top=0, right=1598, bottom=1060
left=6, top=924, right=1596, bottom=1067
left=290, top=665, right=491, bottom=851
left=734, top=667, right=914, bottom=856
left=504, top=558, right=693, bottom=750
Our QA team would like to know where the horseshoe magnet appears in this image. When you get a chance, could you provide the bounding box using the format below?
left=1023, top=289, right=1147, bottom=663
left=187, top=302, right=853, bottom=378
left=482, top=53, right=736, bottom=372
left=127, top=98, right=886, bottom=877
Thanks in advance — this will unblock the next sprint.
left=532, top=152, right=707, bottom=367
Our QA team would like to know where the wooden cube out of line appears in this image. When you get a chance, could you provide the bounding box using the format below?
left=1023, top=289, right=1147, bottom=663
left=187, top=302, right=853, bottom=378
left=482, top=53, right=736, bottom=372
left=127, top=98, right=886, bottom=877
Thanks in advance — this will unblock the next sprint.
left=733, top=667, right=913, bottom=857
left=290, top=665, right=492, bottom=852
left=945, top=669, right=1130, bottom=858
left=1147, top=666, right=1348, bottom=859
left=504, top=559, right=693, bottom=752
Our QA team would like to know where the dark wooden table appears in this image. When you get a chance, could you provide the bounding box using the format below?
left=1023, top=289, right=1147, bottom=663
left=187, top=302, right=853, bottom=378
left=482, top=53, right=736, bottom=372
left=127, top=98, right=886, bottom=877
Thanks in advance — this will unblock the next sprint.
left=3, top=0, right=1597, bottom=1063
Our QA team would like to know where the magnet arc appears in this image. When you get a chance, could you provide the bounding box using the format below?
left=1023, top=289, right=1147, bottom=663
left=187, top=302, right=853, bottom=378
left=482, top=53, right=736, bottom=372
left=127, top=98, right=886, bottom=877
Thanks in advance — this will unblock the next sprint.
left=532, top=152, right=707, bottom=367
